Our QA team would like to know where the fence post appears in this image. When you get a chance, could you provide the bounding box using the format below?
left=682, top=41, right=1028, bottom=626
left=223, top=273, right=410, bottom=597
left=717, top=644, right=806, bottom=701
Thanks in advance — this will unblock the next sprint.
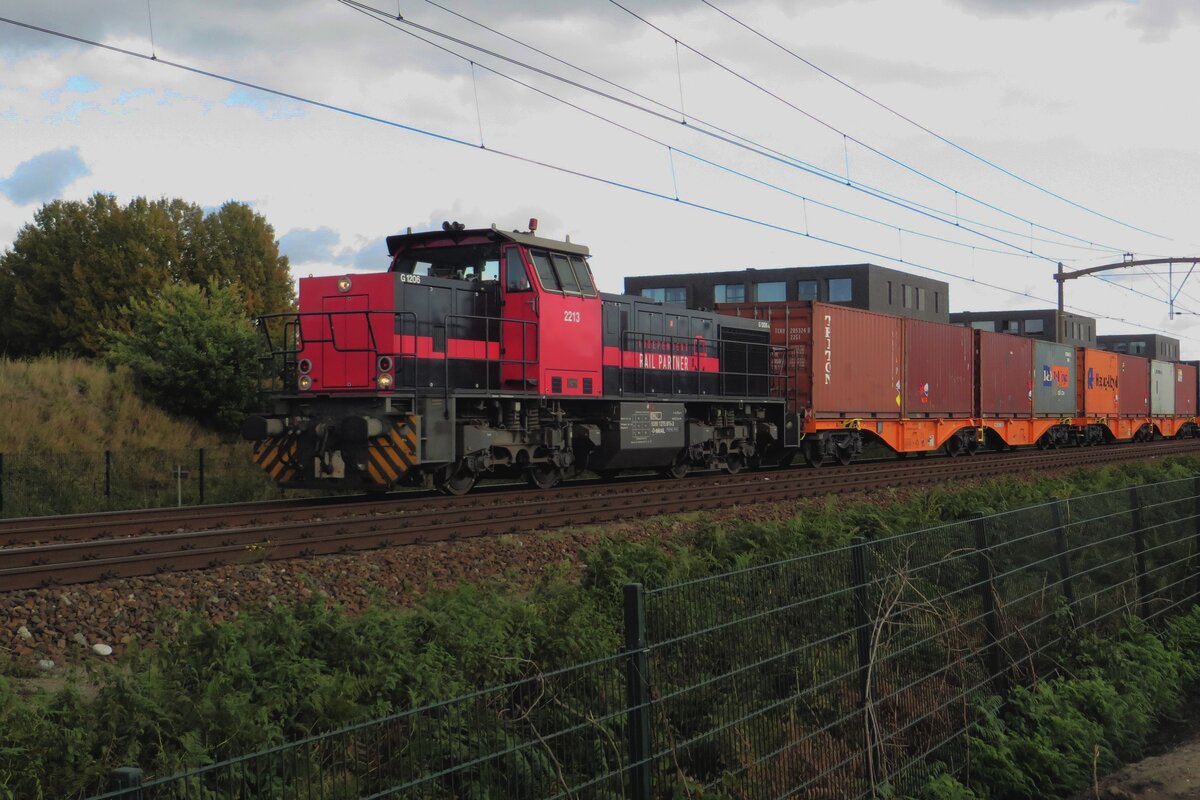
left=623, top=583, right=652, bottom=800
left=107, top=766, right=143, bottom=799
left=1130, top=486, right=1149, bottom=619
left=1192, top=475, right=1200, bottom=606
left=1050, top=497, right=1076, bottom=609
left=198, top=448, right=206, bottom=505
left=850, top=536, right=880, bottom=787
left=972, top=512, right=1007, bottom=696
left=104, top=449, right=112, bottom=503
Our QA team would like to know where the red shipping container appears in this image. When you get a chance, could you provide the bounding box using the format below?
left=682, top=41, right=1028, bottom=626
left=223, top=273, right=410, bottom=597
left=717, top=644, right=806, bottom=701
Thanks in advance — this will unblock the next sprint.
left=718, top=301, right=902, bottom=418
left=977, top=330, right=1032, bottom=417
left=903, top=319, right=974, bottom=417
left=1176, top=363, right=1198, bottom=416
left=1117, top=355, right=1150, bottom=417
left=1078, top=348, right=1120, bottom=416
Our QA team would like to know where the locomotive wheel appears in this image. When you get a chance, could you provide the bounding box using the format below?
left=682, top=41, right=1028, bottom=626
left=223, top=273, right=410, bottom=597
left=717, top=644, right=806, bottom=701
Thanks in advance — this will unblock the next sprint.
left=835, top=447, right=852, bottom=467
left=662, top=454, right=690, bottom=480
left=526, top=464, right=562, bottom=490
left=435, top=462, right=477, bottom=496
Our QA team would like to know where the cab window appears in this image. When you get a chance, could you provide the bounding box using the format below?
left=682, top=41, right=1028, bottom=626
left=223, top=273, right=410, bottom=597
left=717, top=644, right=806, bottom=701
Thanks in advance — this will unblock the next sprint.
left=531, top=250, right=560, bottom=292
left=551, top=253, right=581, bottom=294
left=570, top=255, right=597, bottom=297
left=504, top=249, right=532, bottom=292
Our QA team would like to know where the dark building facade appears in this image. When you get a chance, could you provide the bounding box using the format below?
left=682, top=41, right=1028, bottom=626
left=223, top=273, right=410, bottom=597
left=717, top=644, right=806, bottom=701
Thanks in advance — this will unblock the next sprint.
left=1097, top=334, right=1180, bottom=361
left=625, top=264, right=950, bottom=323
left=949, top=309, right=1097, bottom=348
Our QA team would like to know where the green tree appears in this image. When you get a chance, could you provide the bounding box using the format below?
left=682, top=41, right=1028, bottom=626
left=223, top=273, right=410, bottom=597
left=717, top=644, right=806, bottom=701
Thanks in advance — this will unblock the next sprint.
left=0, top=194, right=293, bottom=356
left=104, top=281, right=260, bottom=429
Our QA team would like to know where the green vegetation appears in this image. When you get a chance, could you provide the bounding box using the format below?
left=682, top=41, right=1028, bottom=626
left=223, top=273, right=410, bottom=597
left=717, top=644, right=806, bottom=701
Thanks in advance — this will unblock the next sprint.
left=104, top=281, right=260, bottom=430
left=0, top=194, right=293, bottom=358
left=913, top=610, right=1200, bottom=799
left=4, top=457, right=1200, bottom=797
left=0, top=357, right=280, bottom=516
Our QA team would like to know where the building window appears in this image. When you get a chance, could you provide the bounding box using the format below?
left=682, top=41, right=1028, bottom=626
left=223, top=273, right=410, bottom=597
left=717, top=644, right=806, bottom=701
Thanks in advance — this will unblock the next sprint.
left=902, top=285, right=913, bottom=309
left=828, top=278, right=852, bottom=303
left=1113, top=343, right=1128, bottom=352
left=934, top=291, right=939, bottom=313
left=641, top=287, right=687, bottom=304
left=915, top=287, right=926, bottom=311
left=754, top=281, right=786, bottom=302
left=1130, top=342, right=1146, bottom=355
left=970, top=321, right=996, bottom=331
left=715, top=283, right=745, bottom=303
left=797, top=280, right=818, bottom=301
left=1024, top=319, right=1044, bottom=334
left=888, top=281, right=894, bottom=304
left=1005, top=320, right=1019, bottom=333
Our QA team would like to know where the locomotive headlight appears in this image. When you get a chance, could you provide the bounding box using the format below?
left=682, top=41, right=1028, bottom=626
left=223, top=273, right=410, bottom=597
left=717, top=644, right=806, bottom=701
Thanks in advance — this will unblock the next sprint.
left=298, top=374, right=313, bottom=391
left=298, top=358, right=312, bottom=374
left=376, top=373, right=393, bottom=390
left=337, top=275, right=352, bottom=293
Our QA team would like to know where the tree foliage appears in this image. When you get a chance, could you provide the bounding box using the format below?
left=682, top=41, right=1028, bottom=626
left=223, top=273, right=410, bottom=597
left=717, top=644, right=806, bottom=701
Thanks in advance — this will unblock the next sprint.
left=0, top=194, right=293, bottom=356
left=104, top=281, right=261, bottom=430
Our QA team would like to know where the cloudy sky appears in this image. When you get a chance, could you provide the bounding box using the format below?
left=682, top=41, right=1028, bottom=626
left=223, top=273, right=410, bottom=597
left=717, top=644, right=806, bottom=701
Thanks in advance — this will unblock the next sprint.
left=2, top=0, right=1198, bottom=351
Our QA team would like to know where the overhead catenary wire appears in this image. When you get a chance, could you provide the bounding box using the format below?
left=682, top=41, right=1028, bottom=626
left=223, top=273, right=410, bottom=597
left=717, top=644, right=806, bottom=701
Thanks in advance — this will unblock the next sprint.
left=1, top=14, right=1191, bottom=342
left=343, top=0, right=1071, bottom=264
left=697, top=0, right=1170, bottom=242
left=606, top=0, right=1146, bottom=253
left=346, top=0, right=1127, bottom=259
left=418, top=0, right=1125, bottom=258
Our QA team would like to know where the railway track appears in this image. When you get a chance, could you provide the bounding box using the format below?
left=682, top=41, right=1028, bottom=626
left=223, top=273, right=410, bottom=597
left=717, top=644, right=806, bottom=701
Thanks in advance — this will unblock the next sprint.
left=2, top=439, right=1198, bottom=591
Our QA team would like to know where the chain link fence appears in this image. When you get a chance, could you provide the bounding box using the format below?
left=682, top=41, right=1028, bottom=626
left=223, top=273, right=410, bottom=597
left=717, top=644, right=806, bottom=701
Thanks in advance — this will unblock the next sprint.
left=91, top=475, right=1200, bottom=799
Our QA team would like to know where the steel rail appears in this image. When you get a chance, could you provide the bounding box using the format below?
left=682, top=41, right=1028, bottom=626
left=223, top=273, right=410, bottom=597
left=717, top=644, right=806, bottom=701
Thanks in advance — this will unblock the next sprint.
left=1, top=439, right=1196, bottom=591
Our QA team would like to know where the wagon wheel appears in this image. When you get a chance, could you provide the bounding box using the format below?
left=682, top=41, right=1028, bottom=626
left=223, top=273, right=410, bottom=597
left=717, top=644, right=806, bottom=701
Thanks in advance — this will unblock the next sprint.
left=526, top=464, right=562, bottom=490
left=835, top=446, right=853, bottom=467
left=661, top=452, right=690, bottom=480
left=804, top=439, right=826, bottom=468
left=965, top=437, right=979, bottom=456
left=435, top=461, right=477, bottom=496
left=945, top=437, right=963, bottom=458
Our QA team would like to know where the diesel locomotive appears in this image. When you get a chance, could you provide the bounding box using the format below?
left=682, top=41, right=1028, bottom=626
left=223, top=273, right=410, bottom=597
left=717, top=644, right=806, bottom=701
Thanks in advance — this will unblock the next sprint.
left=243, top=221, right=789, bottom=494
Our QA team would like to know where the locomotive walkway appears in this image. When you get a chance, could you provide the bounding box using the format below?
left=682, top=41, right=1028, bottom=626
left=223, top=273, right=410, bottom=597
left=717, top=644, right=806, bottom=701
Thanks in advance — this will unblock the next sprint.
left=2, top=439, right=1198, bottom=590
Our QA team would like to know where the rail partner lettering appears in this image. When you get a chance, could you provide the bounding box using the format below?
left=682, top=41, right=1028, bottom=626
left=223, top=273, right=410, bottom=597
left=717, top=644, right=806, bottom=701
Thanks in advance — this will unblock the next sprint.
left=823, top=314, right=832, bottom=385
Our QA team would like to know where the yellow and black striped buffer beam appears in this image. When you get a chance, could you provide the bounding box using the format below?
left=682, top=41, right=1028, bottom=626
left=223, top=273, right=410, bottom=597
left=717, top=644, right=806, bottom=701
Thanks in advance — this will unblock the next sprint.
left=365, top=415, right=420, bottom=487
left=252, top=435, right=299, bottom=482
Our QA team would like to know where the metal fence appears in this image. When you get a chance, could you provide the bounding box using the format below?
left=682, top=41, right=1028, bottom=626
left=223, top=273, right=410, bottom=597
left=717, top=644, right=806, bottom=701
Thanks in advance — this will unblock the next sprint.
left=0, top=447, right=285, bottom=518
left=92, top=475, right=1200, bottom=800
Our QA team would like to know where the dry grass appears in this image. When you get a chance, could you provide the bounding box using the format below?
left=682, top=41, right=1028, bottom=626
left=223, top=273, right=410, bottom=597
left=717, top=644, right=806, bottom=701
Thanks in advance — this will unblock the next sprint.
left=0, top=356, right=230, bottom=452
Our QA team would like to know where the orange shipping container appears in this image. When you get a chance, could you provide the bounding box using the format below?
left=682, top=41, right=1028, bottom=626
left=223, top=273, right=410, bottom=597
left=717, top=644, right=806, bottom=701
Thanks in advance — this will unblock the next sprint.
left=717, top=301, right=902, bottom=418
left=1078, top=348, right=1120, bottom=416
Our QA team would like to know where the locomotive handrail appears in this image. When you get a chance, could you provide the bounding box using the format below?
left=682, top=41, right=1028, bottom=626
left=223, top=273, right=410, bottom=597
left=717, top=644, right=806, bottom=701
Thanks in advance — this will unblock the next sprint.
left=440, top=312, right=539, bottom=397
left=254, top=310, right=421, bottom=392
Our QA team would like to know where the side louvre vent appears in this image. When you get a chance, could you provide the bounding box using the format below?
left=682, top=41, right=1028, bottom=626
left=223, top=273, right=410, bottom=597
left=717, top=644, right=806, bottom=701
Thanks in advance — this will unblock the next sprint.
left=583, top=377, right=593, bottom=395
left=551, top=376, right=563, bottom=393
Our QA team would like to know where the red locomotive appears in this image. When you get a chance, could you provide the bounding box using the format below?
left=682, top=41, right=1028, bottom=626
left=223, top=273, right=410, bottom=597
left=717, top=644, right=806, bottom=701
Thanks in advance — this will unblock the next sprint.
left=244, top=220, right=1198, bottom=494
left=244, top=221, right=786, bottom=494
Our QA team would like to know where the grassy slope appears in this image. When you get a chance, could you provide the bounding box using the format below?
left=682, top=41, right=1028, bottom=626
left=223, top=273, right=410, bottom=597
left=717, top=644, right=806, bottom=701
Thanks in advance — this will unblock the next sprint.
left=0, top=357, right=228, bottom=452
